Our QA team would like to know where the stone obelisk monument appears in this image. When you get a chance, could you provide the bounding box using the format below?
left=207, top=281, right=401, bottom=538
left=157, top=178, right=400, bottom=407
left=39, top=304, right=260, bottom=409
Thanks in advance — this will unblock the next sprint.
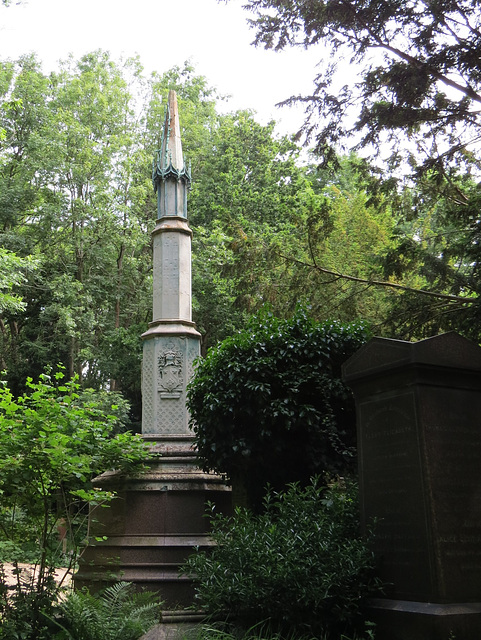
left=75, top=91, right=231, bottom=617
left=142, top=89, right=201, bottom=440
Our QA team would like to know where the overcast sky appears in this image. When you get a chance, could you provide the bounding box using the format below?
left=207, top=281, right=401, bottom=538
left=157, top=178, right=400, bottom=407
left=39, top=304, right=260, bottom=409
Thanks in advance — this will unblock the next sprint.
left=0, top=0, right=323, bottom=136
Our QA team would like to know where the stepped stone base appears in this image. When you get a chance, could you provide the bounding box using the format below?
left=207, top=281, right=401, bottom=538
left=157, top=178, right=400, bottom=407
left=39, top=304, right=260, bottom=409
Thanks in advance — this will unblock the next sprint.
left=75, top=436, right=231, bottom=608
left=141, top=611, right=207, bottom=640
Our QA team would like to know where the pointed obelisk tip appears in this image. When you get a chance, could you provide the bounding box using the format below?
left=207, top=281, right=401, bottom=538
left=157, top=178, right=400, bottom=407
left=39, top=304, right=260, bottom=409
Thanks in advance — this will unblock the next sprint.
left=152, top=88, right=191, bottom=206
left=168, top=88, right=177, bottom=111
left=163, top=89, right=183, bottom=172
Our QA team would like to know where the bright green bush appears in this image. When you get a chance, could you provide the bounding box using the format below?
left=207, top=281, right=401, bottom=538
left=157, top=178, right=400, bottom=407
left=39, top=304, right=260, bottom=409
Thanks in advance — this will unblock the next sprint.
left=184, top=479, right=381, bottom=638
left=188, top=307, right=369, bottom=508
left=0, top=370, right=149, bottom=640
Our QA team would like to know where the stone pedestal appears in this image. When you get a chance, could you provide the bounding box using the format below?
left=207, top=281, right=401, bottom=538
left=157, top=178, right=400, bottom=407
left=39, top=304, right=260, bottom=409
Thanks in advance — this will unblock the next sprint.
left=343, top=333, right=481, bottom=640
left=75, top=436, right=231, bottom=607
left=75, top=325, right=233, bottom=608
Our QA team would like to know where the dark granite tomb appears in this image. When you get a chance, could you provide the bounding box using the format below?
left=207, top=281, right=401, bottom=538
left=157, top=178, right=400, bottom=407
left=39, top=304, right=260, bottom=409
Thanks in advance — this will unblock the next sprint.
left=343, top=333, right=481, bottom=640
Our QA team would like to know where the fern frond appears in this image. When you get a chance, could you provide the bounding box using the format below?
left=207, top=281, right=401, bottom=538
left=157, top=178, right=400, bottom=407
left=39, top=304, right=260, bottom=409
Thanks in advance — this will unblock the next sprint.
left=56, top=581, right=161, bottom=640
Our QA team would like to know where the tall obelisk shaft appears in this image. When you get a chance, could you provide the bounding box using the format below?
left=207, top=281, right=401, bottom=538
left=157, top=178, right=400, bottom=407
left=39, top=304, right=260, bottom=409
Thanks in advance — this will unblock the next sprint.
left=142, top=90, right=201, bottom=436
left=75, top=91, right=230, bottom=614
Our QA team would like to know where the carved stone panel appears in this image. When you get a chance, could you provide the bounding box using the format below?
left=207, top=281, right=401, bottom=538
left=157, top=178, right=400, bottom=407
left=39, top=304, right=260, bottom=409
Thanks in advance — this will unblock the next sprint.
left=158, top=345, right=183, bottom=399
left=141, top=333, right=200, bottom=436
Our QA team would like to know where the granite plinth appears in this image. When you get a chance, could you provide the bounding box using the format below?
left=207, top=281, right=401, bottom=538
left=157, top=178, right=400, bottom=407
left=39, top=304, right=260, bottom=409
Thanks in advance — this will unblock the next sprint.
left=75, top=438, right=231, bottom=608
left=343, top=333, right=481, bottom=640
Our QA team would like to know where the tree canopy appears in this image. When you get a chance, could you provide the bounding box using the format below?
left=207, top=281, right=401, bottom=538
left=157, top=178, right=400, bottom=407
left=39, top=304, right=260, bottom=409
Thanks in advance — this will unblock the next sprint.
left=241, top=0, right=481, bottom=173
left=227, top=0, right=481, bottom=338
left=2, top=47, right=480, bottom=426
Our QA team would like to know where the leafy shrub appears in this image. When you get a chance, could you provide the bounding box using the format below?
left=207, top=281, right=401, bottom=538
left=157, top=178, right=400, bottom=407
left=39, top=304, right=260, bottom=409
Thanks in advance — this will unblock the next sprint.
left=188, top=307, right=369, bottom=508
left=50, top=581, right=160, bottom=640
left=0, top=370, right=149, bottom=640
left=0, top=566, right=61, bottom=640
left=184, top=479, right=382, bottom=638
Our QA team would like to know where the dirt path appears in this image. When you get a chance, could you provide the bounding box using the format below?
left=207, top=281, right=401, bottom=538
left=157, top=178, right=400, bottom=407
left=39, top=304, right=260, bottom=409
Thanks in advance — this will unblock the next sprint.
left=1, top=563, right=72, bottom=589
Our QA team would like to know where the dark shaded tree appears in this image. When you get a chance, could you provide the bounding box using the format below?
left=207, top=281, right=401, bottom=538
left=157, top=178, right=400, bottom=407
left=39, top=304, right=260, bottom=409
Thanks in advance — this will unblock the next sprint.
left=188, top=307, right=370, bottom=509
left=379, top=168, right=481, bottom=340
left=240, top=0, right=481, bottom=173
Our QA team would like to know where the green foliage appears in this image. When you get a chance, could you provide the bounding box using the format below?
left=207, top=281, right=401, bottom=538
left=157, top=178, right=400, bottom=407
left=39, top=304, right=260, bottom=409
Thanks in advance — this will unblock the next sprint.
left=176, top=621, right=376, bottom=640
left=76, top=387, right=133, bottom=434
left=189, top=109, right=318, bottom=350
left=0, top=50, right=398, bottom=388
left=0, top=52, right=153, bottom=404
left=0, top=47, right=466, bottom=408
left=0, top=370, right=147, bottom=520
left=243, top=0, right=481, bottom=174
left=0, top=248, right=37, bottom=314
left=377, top=169, right=481, bottom=341
left=0, top=369, right=149, bottom=640
left=188, top=307, right=369, bottom=508
left=215, top=4, right=481, bottom=339
left=184, top=479, right=381, bottom=637
left=191, top=132, right=398, bottom=341
left=0, top=566, right=60, bottom=640
left=268, top=155, right=397, bottom=325
left=50, top=581, right=160, bottom=640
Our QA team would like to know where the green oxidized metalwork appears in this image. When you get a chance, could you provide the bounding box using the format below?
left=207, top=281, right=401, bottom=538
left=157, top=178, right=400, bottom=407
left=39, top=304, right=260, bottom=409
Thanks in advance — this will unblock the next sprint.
left=152, top=105, right=191, bottom=192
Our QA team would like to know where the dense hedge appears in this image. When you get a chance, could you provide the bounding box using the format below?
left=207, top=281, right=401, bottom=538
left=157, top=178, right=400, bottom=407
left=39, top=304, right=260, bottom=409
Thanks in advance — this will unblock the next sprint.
left=188, top=307, right=369, bottom=508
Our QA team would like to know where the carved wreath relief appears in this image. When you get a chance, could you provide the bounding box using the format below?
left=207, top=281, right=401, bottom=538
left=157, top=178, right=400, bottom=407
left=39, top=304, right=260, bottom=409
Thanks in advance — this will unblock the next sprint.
left=158, top=345, right=183, bottom=398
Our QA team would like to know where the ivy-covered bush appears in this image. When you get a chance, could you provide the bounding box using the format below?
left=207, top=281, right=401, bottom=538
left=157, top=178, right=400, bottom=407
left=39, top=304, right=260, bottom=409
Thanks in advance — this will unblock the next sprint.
left=184, top=479, right=381, bottom=637
left=188, top=307, right=369, bottom=508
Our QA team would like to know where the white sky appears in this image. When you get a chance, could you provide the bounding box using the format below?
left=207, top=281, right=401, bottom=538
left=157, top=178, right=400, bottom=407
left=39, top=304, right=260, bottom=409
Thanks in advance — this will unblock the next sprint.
left=0, top=0, right=323, bottom=137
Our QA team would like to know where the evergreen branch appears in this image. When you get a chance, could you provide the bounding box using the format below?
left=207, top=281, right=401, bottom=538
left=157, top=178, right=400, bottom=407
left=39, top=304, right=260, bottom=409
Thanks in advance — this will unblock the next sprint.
left=335, top=0, right=481, bottom=105
left=276, top=250, right=477, bottom=304
left=379, top=40, right=481, bottom=104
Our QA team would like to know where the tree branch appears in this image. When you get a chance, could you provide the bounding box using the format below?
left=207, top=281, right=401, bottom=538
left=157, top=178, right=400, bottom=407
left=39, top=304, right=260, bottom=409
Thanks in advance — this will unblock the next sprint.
left=335, top=0, right=481, bottom=105
left=377, top=40, right=481, bottom=104
left=276, top=251, right=477, bottom=304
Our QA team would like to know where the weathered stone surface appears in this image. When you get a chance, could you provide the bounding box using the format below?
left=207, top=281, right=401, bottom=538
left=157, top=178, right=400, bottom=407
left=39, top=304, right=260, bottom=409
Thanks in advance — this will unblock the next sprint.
left=343, top=332, right=481, bottom=640
left=141, top=335, right=199, bottom=435
left=75, top=444, right=231, bottom=606
left=141, top=615, right=205, bottom=640
left=152, top=90, right=190, bottom=220
left=76, top=90, right=231, bottom=611
left=151, top=218, right=193, bottom=323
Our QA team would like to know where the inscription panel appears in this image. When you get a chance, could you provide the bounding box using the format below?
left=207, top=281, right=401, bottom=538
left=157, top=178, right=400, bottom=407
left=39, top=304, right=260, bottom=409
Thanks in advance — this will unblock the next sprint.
left=359, top=391, right=433, bottom=600
left=358, top=383, right=481, bottom=603
left=421, top=387, right=481, bottom=600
